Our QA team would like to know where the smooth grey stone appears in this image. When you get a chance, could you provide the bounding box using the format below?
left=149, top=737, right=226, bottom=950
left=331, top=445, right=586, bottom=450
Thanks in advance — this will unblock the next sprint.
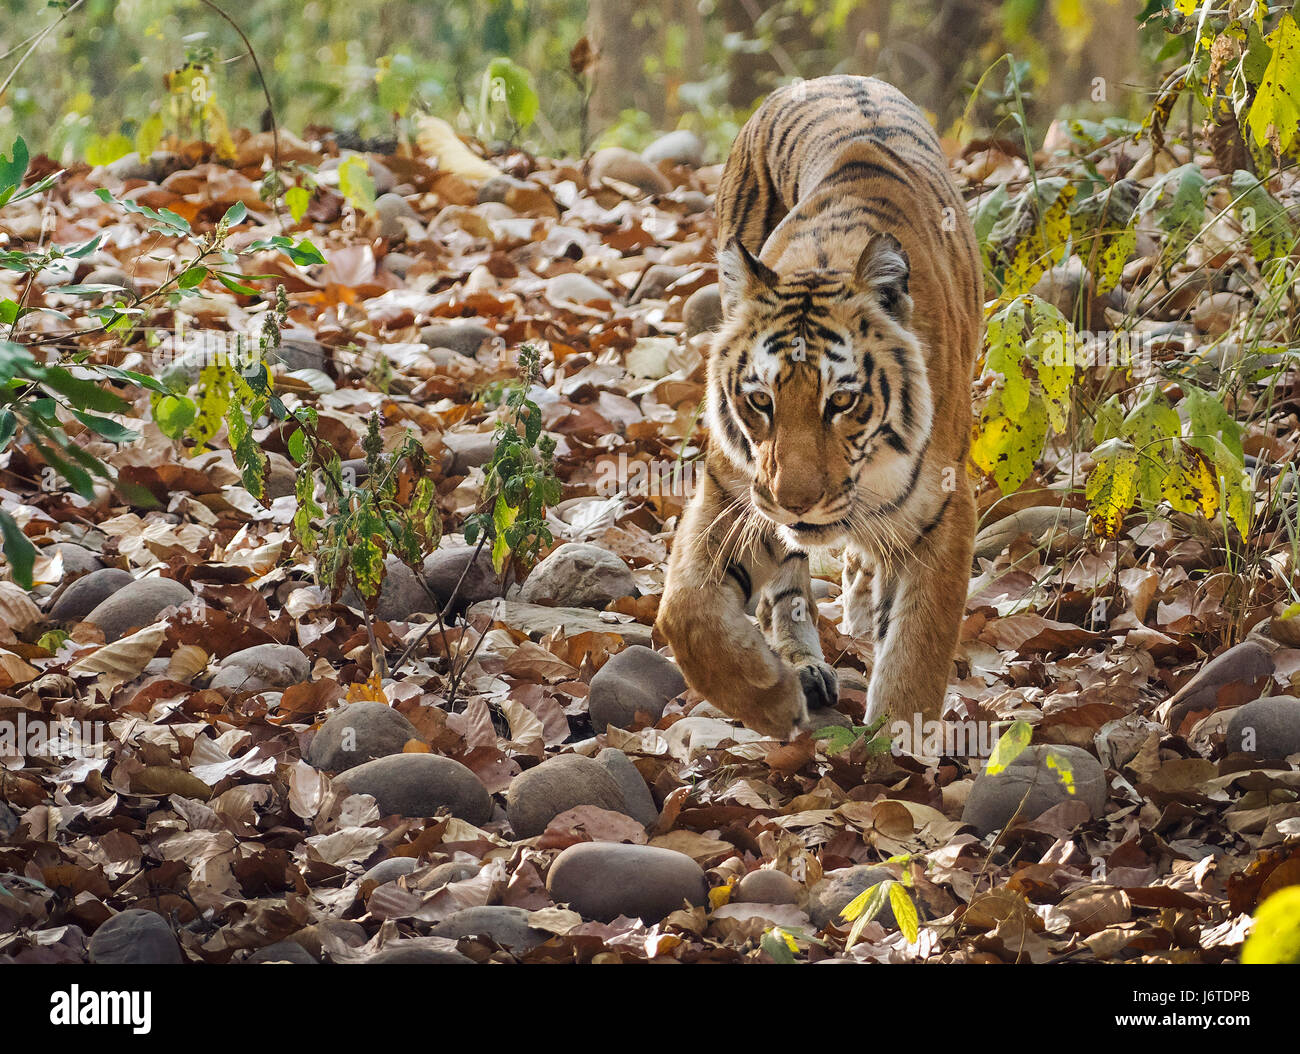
left=209, top=643, right=309, bottom=694
left=429, top=906, right=548, bottom=952
left=547, top=843, right=707, bottom=922
left=335, top=753, right=492, bottom=824
left=308, top=701, right=421, bottom=771
left=518, top=542, right=637, bottom=609
left=596, top=747, right=658, bottom=826
left=588, top=645, right=684, bottom=730
left=961, top=744, right=1107, bottom=836
left=48, top=567, right=132, bottom=621
left=89, top=909, right=182, bottom=964
left=1226, top=696, right=1300, bottom=758
left=506, top=754, right=629, bottom=838
left=83, top=576, right=194, bottom=641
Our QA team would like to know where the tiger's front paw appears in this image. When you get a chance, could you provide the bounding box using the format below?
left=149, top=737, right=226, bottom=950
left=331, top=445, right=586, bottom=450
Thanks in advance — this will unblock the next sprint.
left=795, top=659, right=839, bottom=711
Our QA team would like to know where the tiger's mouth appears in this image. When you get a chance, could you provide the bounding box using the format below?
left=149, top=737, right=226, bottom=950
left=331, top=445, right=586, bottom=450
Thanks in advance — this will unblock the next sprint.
left=751, top=493, right=853, bottom=546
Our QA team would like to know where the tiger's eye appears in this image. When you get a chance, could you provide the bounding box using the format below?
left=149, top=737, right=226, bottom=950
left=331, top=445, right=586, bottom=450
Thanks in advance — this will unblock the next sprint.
left=747, top=390, right=773, bottom=414
left=828, top=389, right=858, bottom=412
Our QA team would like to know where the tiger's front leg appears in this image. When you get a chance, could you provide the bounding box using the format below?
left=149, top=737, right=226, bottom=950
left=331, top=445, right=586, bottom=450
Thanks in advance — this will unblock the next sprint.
left=756, top=551, right=838, bottom=716
left=657, top=467, right=808, bottom=738
left=864, top=488, right=975, bottom=728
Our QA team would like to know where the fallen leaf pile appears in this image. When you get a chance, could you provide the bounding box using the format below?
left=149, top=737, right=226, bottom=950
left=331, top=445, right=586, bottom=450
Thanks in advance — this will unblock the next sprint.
left=0, top=116, right=1298, bottom=963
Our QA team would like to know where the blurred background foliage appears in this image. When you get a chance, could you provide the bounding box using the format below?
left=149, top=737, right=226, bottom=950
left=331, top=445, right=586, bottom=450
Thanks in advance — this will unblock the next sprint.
left=0, top=0, right=1167, bottom=163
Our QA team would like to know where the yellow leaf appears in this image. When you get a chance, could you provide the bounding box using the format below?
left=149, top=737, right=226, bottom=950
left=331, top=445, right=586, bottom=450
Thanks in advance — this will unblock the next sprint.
left=345, top=672, right=387, bottom=704
left=1086, top=441, right=1139, bottom=538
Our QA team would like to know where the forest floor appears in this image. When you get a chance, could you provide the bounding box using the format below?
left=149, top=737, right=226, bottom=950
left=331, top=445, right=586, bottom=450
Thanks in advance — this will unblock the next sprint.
left=0, top=116, right=1298, bottom=963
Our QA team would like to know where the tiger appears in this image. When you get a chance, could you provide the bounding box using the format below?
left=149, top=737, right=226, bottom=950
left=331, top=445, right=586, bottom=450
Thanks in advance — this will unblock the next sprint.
left=656, top=75, right=983, bottom=739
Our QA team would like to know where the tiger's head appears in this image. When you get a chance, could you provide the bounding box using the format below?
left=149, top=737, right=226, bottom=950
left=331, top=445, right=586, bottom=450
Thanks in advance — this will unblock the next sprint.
left=707, top=232, right=934, bottom=549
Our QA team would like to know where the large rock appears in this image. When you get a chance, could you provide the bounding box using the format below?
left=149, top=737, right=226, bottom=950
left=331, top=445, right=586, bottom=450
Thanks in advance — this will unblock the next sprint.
left=48, top=567, right=133, bottom=622
left=1226, top=696, right=1300, bottom=758
left=273, top=332, right=329, bottom=373
left=506, top=754, right=629, bottom=838
left=419, top=322, right=499, bottom=359
left=588, top=147, right=671, bottom=196
left=247, top=940, right=317, bottom=964
left=83, top=576, right=195, bottom=641
left=735, top=869, right=803, bottom=906
left=209, top=643, right=310, bottom=694
left=89, top=909, right=182, bottom=964
left=596, top=748, right=658, bottom=827
left=423, top=542, right=503, bottom=615
left=961, top=744, right=1107, bottom=836
left=808, top=866, right=897, bottom=929
left=335, top=754, right=492, bottom=824
left=365, top=942, right=474, bottom=964
left=466, top=600, right=653, bottom=646
left=374, top=192, right=420, bottom=240
left=546, top=272, right=613, bottom=305
left=308, top=701, right=420, bottom=771
left=519, top=542, right=637, bottom=609
left=360, top=856, right=421, bottom=887
left=588, top=645, right=685, bottom=730
left=44, top=542, right=103, bottom=578
left=547, top=842, right=708, bottom=922
left=429, top=906, right=548, bottom=953
left=1031, top=261, right=1114, bottom=330
left=440, top=432, right=496, bottom=474
left=973, top=506, right=1089, bottom=561
left=642, top=130, right=704, bottom=167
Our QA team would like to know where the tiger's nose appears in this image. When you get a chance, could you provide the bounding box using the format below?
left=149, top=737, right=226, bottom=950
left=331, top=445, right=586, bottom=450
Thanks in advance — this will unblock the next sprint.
left=774, top=480, right=824, bottom=516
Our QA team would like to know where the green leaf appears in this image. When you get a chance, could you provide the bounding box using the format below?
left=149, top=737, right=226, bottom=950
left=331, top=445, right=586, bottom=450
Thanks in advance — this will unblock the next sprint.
left=154, top=393, right=197, bottom=439
left=1137, top=163, right=1208, bottom=259
left=986, top=720, right=1032, bottom=776
left=71, top=409, right=138, bottom=443
left=1231, top=170, right=1295, bottom=262
left=30, top=366, right=129, bottom=414
left=177, top=266, right=208, bottom=290
left=287, top=428, right=308, bottom=464
left=221, top=201, right=248, bottom=227
left=214, top=271, right=261, bottom=296
left=760, top=927, right=798, bottom=964
left=0, top=510, right=36, bottom=589
left=484, top=57, right=540, bottom=128
left=0, top=137, right=28, bottom=203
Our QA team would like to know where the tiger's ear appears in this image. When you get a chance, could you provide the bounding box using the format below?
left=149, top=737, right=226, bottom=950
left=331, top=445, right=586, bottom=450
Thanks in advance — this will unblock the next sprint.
left=855, top=232, right=911, bottom=324
left=718, top=238, right=777, bottom=315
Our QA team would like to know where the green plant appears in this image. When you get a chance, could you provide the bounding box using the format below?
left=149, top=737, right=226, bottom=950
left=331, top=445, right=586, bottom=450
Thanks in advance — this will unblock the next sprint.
left=462, top=342, right=561, bottom=574
left=0, top=136, right=323, bottom=587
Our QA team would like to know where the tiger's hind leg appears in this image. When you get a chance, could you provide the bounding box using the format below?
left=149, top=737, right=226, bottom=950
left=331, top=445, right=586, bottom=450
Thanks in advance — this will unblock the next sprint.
left=864, top=489, right=975, bottom=728
left=756, top=551, right=838, bottom=715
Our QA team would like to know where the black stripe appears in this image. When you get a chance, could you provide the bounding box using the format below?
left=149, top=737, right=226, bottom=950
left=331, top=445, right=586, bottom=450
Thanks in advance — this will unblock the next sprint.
left=726, top=562, right=753, bottom=601
left=914, top=494, right=952, bottom=543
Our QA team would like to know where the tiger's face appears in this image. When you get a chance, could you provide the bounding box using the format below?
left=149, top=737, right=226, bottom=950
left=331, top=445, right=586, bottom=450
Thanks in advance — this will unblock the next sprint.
left=708, top=233, right=934, bottom=550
